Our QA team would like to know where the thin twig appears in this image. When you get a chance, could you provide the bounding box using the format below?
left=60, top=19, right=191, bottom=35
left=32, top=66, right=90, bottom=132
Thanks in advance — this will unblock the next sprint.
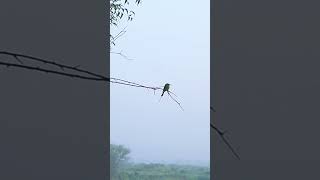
left=110, top=51, right=133, bottom=60
left=112, top=27, right=127, bottom=42
left=168, top=91, right=184, bottom=111
left=110, top=26, right=127, bottom=45
left=168, top=90, right=178, bottom=98
left=210, top=123, right=240, bottom=160
left=210, top=107, right=240, bottom=160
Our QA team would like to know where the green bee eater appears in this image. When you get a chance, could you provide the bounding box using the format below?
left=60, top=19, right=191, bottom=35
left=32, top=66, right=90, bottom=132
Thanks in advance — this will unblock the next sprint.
left=161, top=83, right=170, bottom=96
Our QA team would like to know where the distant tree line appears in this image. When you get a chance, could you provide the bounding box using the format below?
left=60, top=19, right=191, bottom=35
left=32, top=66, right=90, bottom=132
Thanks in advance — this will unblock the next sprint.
left=110, top=144, right=210, bottom=180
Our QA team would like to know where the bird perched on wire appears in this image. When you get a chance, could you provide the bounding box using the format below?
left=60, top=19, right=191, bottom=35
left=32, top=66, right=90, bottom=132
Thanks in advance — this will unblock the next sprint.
left=158, top=83, right=184, bottom=111
left=161, top=83, right=170, bottom=96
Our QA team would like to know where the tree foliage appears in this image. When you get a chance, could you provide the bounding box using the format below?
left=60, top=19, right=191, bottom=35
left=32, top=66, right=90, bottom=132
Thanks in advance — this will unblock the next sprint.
left=110, top=0, right=141, bottom=26
left=110, top=0, right=141, bottom=46
left=110, top=144, right=131, bottom=179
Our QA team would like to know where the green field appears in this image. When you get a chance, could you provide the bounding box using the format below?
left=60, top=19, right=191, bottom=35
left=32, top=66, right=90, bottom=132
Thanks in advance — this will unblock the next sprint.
left=113, top=163, right=210, bottom=180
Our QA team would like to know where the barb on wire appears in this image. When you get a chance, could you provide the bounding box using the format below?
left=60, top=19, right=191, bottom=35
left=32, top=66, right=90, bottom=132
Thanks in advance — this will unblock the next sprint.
left=210, top=107, right=240, bottom=160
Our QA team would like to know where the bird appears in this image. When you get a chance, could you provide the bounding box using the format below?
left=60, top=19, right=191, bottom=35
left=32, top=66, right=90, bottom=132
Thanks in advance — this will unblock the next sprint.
left=161, top=83, right=170, bottom=96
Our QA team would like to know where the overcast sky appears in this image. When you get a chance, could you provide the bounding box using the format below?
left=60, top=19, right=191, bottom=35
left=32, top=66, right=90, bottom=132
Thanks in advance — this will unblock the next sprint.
left=110, top=0, right=210, bottom=164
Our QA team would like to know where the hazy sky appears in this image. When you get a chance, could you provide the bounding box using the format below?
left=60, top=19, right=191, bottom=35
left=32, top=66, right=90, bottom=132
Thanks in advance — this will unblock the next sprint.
left=110, top=0, right=210, bottom=163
